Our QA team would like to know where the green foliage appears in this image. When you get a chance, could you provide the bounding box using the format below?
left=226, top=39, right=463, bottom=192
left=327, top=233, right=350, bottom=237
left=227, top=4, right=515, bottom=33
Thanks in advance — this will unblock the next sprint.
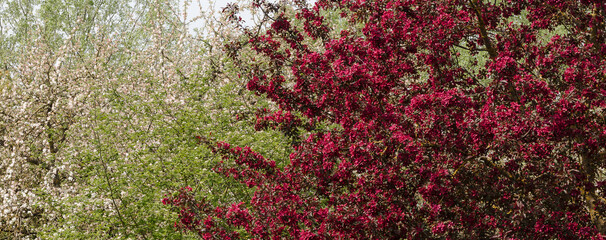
left=1, top=0, right=292, bottom=238
left=36, top=35, right=292, bottom=240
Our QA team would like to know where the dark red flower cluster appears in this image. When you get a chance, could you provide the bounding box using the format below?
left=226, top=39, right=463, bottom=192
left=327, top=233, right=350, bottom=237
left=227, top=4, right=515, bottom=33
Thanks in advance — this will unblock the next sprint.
left=165, top=0, right=606, bottom=238
left=163, top=186, right=242, bottom=239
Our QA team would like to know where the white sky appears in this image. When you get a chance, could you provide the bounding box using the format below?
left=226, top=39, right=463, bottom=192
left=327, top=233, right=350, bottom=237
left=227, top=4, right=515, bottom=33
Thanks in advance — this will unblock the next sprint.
left=183, top=0, right=256, bottom=32
left=183, top=0, right=316, bottom=33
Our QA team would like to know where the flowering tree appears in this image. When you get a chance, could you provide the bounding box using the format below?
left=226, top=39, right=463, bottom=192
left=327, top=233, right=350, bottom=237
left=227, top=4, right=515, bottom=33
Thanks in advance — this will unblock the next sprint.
left=0, top=0, right=293, bottom=238
left=165, top=0, right=606, bottom=238
left=0, top=0, right=139, bottom=237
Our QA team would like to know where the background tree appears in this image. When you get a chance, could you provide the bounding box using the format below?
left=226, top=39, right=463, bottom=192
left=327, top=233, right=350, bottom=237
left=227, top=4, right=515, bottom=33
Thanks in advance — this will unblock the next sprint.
left=166, top=0, right=606, bottom=239
left=0, top=0, right=140, bottom=237
left=0, top=0, right=291, bottom=238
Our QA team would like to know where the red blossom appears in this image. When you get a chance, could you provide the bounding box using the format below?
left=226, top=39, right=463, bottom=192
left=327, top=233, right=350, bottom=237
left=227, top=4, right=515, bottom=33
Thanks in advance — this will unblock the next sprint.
left=166, top=0, right=606, bottom=238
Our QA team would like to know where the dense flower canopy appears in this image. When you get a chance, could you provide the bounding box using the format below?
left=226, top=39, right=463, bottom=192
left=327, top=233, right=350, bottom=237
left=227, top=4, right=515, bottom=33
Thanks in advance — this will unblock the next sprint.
left=166, top=0, right=606, bottom=238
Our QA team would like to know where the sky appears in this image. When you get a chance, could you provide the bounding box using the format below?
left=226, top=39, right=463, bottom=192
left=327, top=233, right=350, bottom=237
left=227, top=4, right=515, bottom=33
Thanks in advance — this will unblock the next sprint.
left=183, top=0, right=257, bottom=32
left=183, top=0, right=316, bottom=32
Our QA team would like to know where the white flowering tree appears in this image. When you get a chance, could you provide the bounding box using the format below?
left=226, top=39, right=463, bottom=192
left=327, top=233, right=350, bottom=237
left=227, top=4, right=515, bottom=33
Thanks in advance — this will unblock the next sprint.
left=0, top=0, right=290, bottom=238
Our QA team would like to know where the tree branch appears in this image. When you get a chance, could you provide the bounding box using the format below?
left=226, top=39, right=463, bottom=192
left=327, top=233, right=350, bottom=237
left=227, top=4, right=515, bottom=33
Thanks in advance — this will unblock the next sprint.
left=470, top=0, right=497, bottom=59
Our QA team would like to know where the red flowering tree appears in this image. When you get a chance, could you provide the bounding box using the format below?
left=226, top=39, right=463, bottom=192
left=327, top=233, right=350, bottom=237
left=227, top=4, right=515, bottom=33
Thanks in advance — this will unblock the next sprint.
left=165, top=0, right=606, bottom=238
